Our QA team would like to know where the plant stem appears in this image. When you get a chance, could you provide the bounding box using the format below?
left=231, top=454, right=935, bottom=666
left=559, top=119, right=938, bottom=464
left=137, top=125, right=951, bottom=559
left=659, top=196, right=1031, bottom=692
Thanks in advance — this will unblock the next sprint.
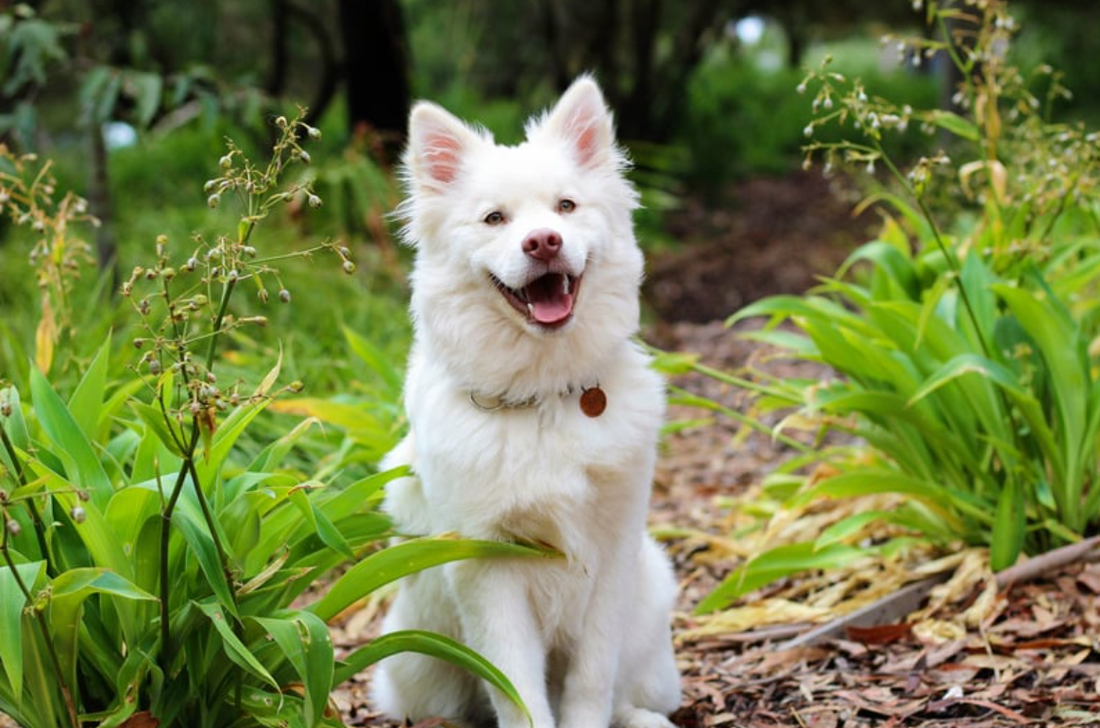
left=1, top=423, right=53, bottom=573
left=2, top=516, right=79, bottom=728
left=205, top=277, right=238, bottom=373
left=186, top=456, right=238, bottom=607
left=159, top=419, right=198, bottom=669
left=874, top=148, right=995, bottom=359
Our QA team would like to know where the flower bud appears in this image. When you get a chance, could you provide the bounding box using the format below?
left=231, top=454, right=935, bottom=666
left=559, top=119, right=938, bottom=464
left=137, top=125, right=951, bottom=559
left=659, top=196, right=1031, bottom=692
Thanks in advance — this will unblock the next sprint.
left=0, top=402, right=11, bottom=417
left=307, top=125, right=321, bottom=140
left=219, top=155, right=233, bottom=169
left=279, top=289, right=291, bottom=303
left=308, top=194, right=322, bottom=208
left=342, top=260, right=356, bottom=275
left=299, top=150, right=311, bottom=165
left=207, top=193, right=221, bottom=209
left=6, top=519, right=20, bottom=536
left=258, top=288, right=269, bottom=304
left=70, top=506, right=86, bottom=524
left=148, top=359, right=162, bottom=375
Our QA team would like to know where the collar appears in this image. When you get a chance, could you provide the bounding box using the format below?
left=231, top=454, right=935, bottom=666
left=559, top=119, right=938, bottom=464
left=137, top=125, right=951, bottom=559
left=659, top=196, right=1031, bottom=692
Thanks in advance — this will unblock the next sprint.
left=467, top=383, right=607, bottom=417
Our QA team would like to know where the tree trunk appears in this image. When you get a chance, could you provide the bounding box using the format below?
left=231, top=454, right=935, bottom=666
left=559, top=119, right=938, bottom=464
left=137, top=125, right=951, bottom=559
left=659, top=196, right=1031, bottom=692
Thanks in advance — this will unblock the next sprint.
left=338, top=0, right=411, bottom=163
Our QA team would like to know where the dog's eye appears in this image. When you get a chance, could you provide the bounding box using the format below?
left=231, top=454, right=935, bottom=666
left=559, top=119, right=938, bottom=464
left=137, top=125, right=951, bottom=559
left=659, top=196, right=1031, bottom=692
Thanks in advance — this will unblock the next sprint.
left=558, top=199, right=577, bottom=214
left=484, top=211, right=505, bottom=225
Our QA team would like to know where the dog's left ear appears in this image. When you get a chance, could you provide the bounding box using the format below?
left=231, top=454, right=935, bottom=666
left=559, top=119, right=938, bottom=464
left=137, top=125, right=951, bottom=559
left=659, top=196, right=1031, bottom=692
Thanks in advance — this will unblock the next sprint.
left=535, top=75, right=616, bottom=169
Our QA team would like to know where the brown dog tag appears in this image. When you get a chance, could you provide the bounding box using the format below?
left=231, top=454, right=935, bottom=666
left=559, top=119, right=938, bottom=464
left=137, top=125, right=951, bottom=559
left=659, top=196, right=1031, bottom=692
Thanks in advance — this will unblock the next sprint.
left=580, top=386, right=606, bottom=417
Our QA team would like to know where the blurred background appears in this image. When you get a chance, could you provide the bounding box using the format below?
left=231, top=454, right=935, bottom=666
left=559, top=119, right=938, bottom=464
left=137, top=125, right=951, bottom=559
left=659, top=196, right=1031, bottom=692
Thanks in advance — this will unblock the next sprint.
left=1, top=0, right=1098, bottom=378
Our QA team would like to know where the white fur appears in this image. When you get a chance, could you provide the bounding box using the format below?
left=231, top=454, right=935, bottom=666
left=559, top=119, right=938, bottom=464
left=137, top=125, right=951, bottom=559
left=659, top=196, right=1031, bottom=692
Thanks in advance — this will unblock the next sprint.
left=372, top=76, right=681, bottom=728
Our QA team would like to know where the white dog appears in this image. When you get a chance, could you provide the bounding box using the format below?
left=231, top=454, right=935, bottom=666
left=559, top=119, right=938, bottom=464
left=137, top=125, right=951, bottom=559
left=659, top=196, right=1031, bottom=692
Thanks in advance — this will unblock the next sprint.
left=372, top=76, right=680, bottom=728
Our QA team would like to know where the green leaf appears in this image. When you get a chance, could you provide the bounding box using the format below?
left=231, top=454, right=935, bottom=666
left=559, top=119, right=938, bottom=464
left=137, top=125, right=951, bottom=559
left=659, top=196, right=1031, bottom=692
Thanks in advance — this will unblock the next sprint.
left=30, top=367, right=114, bottom=507
left=288, top=487, right=353, bottom=559
left=815, top=511, right=894, bottom=549
left=68, top=333, right=111, bottom=442
left=812, top=469, right=987, bottom=521
left=127, top=70, right=162, bottom=127
left=344, top=326, right=403, bottom=394
left=26, top=463, right=131, bottom=575
left=0, top=386, right=30, bottom=454
left=334, top=630, right=530, bottom=722
left=49, top=568, right=158, bottom=693
left=695, top=542, right=867, bottom=614
left=0, top=561, right=46, bottom=703
left=908, top=353, right=1023, bottom=404
left=309, top=536, right=560, bottom=622
left=197, top=601, right=278, bottom=690
left=194, top=398, right=271, bottom=488
left=990, top=479, right=1026, bottom=571
left=174, top=505, right=238, bottom=619
left=928, top=109, right=980, bottom=141
left=252, top=612, right=333, bottom=727
left=648, top=350, right=700, bottom=376
left=248, top=417, right=320, bottom=473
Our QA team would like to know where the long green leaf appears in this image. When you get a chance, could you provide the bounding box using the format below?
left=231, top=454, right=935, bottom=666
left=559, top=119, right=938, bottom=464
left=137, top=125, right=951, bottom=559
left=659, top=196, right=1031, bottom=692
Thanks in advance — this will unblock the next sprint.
left=695, top=542, right=866, bottom=614
left=196, top=601, right=278, bottom=690
left=334, top=629, right=530, bottom=722
left=344, top=325, right=403, bottom=394
left=67, top=334, right=111, bottom=442
left=990, top=479, right=1026, bottom=571
left=0, top=561, right=45, bottom=703
left=174, top=505, right=238, bottom=618
left=794, top=469, right=986, bottom=527
left=309, top=536, right=560, bottom=622
left=252, top=612, right=333, bottom=727
left=26, top=463, right=130, bottom=575
left=29, top=367, right=113, bottom=507
left=49, top=568, right=158, bottom=693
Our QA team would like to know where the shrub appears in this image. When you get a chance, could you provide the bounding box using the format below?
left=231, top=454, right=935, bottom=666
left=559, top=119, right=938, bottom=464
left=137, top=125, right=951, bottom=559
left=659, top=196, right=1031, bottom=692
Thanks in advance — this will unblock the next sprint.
left=690, top=0, right=1100, bottom=613
left=0, top=112, right=546, bottom=727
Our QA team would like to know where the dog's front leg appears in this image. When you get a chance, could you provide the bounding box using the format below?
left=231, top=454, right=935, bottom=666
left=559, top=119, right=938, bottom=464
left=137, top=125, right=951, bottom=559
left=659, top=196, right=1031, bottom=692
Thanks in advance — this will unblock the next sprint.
left=556, top=536, right=639, bottom=728
left=447, top=560, right=557, bottom=728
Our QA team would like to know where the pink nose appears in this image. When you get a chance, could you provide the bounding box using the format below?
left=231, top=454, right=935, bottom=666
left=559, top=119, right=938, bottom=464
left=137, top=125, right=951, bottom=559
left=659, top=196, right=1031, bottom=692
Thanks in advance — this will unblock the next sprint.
left=522, top=229, right=562, bottom=261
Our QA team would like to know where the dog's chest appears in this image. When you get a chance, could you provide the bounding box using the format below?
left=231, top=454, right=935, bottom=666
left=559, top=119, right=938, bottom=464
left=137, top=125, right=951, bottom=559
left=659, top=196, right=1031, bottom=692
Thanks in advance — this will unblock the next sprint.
left=407, top=366, right=663, bottom=543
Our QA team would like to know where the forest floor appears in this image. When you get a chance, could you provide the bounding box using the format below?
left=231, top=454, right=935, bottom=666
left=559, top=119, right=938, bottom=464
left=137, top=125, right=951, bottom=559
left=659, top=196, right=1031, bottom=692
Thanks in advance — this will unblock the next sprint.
left=332, top=171, right=1100, bottom=727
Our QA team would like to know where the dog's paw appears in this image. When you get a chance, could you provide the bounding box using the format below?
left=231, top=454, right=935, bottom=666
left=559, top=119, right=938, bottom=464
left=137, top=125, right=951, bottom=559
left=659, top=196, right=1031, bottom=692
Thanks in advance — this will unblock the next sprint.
left=613, top=707, right=677, bottom=728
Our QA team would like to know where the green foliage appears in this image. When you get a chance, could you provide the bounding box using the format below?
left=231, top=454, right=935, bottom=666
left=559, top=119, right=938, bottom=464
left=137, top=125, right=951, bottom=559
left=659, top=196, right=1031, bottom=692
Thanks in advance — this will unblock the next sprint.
left=0, top=113, right=536, bottom=727
left=680, top=37, right=939, bottom=191
left=692, top=0, right=1100, bottom=613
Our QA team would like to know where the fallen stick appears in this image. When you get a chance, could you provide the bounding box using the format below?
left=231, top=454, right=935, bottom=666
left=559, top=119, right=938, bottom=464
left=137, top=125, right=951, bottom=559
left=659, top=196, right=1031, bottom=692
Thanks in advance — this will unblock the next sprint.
left=994, top=534, right=1100, bottom=589
left=778, top=572, right=951, bottom=649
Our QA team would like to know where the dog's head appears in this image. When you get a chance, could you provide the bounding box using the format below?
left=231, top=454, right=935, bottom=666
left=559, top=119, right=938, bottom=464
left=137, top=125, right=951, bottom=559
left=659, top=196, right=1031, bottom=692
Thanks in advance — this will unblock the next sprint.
left=398, top=76, right=643, bottom=391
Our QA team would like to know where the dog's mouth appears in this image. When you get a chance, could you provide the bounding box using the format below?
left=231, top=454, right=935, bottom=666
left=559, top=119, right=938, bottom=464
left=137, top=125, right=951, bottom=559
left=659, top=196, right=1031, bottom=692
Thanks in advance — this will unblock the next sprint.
left=491, top=271, right=582, bottom=329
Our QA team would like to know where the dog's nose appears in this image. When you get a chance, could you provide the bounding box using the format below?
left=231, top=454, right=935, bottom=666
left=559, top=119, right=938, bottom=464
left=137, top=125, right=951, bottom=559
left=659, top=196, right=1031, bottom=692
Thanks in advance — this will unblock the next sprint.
left=522, top=229, right=562, bottom=261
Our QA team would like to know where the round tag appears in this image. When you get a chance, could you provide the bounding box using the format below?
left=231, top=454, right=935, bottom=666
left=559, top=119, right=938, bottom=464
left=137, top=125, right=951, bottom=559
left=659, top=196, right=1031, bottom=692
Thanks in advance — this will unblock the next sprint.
left=580, top=386, right=607, bottom=418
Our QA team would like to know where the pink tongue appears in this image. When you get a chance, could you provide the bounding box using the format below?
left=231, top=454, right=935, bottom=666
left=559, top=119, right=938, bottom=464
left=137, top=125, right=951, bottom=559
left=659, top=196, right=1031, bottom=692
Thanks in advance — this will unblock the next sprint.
left=527, top=275, right=574, bottom=324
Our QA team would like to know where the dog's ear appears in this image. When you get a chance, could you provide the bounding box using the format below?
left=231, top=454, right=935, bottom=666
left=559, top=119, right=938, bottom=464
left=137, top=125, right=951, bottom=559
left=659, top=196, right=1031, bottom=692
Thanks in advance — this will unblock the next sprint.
left=405, top=102, right=480, bottom=191
left=535, top=75, right=616, bottom=169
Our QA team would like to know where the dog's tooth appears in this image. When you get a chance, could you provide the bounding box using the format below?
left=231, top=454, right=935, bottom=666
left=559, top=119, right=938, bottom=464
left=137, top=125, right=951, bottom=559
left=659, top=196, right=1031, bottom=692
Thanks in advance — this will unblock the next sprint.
left=526, top=302, right=534, bottom=315
left=562, top=276, right=571, bottom=295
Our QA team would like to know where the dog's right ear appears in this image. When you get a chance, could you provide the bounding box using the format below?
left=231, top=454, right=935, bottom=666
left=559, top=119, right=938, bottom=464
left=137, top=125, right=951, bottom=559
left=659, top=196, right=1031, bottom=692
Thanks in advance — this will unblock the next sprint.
left=405, top=102, right=480, bottom=192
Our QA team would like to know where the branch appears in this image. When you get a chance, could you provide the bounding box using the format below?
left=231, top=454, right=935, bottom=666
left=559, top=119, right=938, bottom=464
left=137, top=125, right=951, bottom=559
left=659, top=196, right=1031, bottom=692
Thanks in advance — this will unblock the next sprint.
left=995, top=535, right=1100, bottom=589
